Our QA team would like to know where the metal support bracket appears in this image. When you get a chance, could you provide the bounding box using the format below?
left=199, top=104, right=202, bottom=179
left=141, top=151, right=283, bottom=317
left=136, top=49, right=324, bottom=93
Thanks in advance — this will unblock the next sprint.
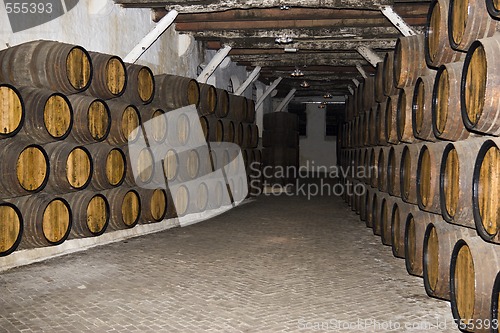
left=124, top=10, right=178, bottom=63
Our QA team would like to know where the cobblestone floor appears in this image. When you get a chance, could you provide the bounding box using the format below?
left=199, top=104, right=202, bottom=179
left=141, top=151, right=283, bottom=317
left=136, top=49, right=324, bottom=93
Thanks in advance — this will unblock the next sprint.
left=0, top=184, right=458, bottom=332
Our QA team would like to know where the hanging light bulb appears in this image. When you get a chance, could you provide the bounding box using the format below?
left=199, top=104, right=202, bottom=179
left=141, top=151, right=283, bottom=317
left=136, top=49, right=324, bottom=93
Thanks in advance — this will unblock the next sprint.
left=290, top=68, right=304, bottom=77
left=300, top=80, right=310, bottom=88
left=318, top=103, right=326, bottom=109
left=323, top=93, right=333, bottom=99
left=275, top=35, right=294, bottom=44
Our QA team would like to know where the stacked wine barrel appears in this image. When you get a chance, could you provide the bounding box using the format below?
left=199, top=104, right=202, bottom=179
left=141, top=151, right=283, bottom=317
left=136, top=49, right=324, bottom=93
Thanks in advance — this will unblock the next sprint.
left=262, top=112, right=300, bottom=185
left=0, top=40, right=261, bottom=258
left=340, top=1, right=500, bottom=331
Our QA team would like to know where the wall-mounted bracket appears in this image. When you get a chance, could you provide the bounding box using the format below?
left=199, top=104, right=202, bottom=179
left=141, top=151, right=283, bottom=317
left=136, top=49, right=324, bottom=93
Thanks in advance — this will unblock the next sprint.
left=356, top=46, right=382, bottom=67
left=255, top=77, right=282, bottom=109
left=380, top=6, right=416, bottom=37
left=274, top=88, right=296, bottom=112
left=196, top=45, right=232, bottom=83
left=234, top=66, right=261, bottom=95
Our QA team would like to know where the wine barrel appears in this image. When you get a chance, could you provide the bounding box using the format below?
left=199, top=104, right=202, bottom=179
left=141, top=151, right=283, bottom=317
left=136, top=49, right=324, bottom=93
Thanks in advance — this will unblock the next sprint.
left=0, top=83, right=24, bottom=138
left=0, top=139, right=49, bottom=198
left=197, top=83, right=217, bottom=116
left=391, top=200, right=419, bottom=258
left=368, top=147, right=379, bottom=189
left=216, top=119, right=235, bottom=143
left=425, top=0, right=466, bottom=68
left=64, top=191, right=109, bottom=238
left=263, top=112, right=298, bottom=131
left=137, top=188, right=173, bottom=223
left=85, top=52, right=127, bottom=99
left=228, top=94, right=248, bottom=122
left=120, top=64, right=154, bottom=105
left=385, top=94, right=400, bottom=144
left=404, top=210, right=437, bottom=276
left=364, top=188, right=377, bottom=229
left=122, top=145, right=155, bottom=187
left=234, top=122, right=245, bottom=147
left=374, top=62, right=385, bottom=103
left=433, top=61, right=470, bottom=140
left=383, top=51, right=399, bottom=96
left=43, top=142, right=92, bottom=193
left=355, top=82, right=364, bottom=114
left=367, top=105, right=378, bottom=146
left=139, top=106, right=167, bottom=145
left=103, top=187, right=141, bottom=230
left=375, top=100, right=388, bottom=146
left=215, top=88, right=229, bottom=118
left=423, top=220, right=476, bottom=300
left=166, top=110, right=191, bottom=147
left=372, top=191, right=390, bottom=236
left=377, top=147, right=390, bottom=193
left=450, top=237, right=500, bottom=333
left=362, top=76, right=375, bottom=112
left=162, top=148, right=179, bottom=183
left=486, top=0, right=500, bottom=17
left=397, top=85, right=419, bottom=143
left=0, top=40, right=92, bottom=94
left=400, top=143, right=423, bottom=204
left=387, top=145, right=404, bottom=197
left=362, top=110, right=371, bottom=147
left=394, top=34, right=432, bottom=88
left=105, top=101, right=141, bottom=145
left=86, top=143, right=126, bottom=190
left=8, top=194, right=71, bottom=248
left=176, top=148, right=201, bottom=182
left=246, top=98, right=256, bottom=123
left=473, top=138, right=500, bottom=244
left=155, top=74, right=199, bottom=109
left=248, top=124, right=259, bottom=148
left=0, top=202, right=23, bottom=257
left=461, top=36, right=500, bottom=135
left=449, top=0, right=499, bottom=52
left=440, top=138, right=486, bottom=228
left=16, top=87, right=73, bottom=143
left=172, top=184, right=189, bottom=217
left=66, top=95, right=110, bottom=144
left=417, top=142, right=448, bottom=213
left=412, top=72, right=438, bottom=142
left=380, top=195, right=402, bottom=246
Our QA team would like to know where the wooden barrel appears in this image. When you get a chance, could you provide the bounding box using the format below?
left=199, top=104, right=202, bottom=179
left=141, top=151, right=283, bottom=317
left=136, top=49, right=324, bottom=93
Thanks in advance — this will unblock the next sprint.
left=216, top=119, right=235, bottom=143
left=166, top=111, right=191, bottom=147
left=404, top=210, right=437, bottom=276
left=367, top=105, right=378, bottom=146
left=139, top=106, right=167, bottom=144
left=391, top=200, right=419, bottom=258
left=372, top=191, right=389, bottom=236
left=377, top=147, right=390, bottom=193
left=387, top=145, right=404, bottom=197
left=380, top=195, right=401, bottom=246
left=355, top=82, right=364, bottom=114
left=228, top=94, right=248, bottom=122
left=177, top=149, right=201, bottom=182
left=345, top=95, right=355, bottom=122
left=200, top=115, right=210, bottom=142
left=486, top=0, right=500, bottom=17
left=104, top=187, right=141, bottom=230
left=8, top=194, right=71, bottom=248
left=449, top=0, right=499, bottom=52
left=461, top=35, right=500, bottom=135
left=0, top=40, right=92, bottom=94
left=105, top=101, right=141, bottom=145
left=162, top=149, right=179, bottom=183
left=440, top=139, right=486, bottom=228
left=383, top=51, right=399, bottom=96
left=248, top=124, right=259, bottom=148
left=400, top=143, right=423, bottom=204
left=425, top=0, right=466, bottom=68
left=66, top=95, right=110, bottom=144
left=364, top=188, right=377, bottom=229
left=362, top=76, right=375, bottom=112
left=473, top=138, right=500, bottom=244
left=423, top=220, right=476, bottom=300
left=234, top=122, right=245, bottom=147
left=397, top=85, right=419, bottom=143
left=0, top=83, right=24, bottom=138
left=85, top=52, right=127, bottom=99
left=385, top=94, right=400, bottom=144
left=412, top=72, right=438, bottom=142
left=155, top=74, right=199, bottom=109
left=64, top=191, right=109, bottom=238
left=172, top=184, right=189, bottom=217
left=245, top=98, right=256, bottom=123
left=215, top=88, right=229, bottom=118
left=368, top=147, right=379, bottom=188
left=432, top=61, right=470, bottom=141
left=450, top=237, right=500, bottom=333
left=138, top=188, right=171, bottom=223
left=374, top=61, right=385, bottom=103
left=197, top=83, right=217, bottom=116
left=394, top=34, right=432, bottom=88
left=358, top=183, right=370, bottom=222
left=122, top=145, right=155, bottom=187
left=362, top=110, right=371, bottom=147
left=16, top=87, right=73, bottom=143
left=43, top=142, right=92, bottom=193
left=120, top=64, right=154, bottom=105
left=0, top=202, right=23, bottom=257
left=375, top=100, right=388, bottom=146
left=86, top=143, right=126, bottom=190
left=0, top=139, right=49, bottom=198
left=417, top=142, right=448, bottom=213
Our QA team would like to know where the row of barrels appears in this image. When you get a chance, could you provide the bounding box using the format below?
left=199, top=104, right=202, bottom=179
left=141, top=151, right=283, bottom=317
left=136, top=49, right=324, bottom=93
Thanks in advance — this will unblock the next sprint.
left=262, top=112, right=300, bottom=185
left=0, top=40, right=256, bottom=137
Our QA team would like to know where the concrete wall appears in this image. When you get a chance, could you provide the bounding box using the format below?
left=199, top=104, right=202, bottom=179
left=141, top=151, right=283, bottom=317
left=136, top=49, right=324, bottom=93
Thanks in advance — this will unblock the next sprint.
left=299, top=103, right=337, bottom=170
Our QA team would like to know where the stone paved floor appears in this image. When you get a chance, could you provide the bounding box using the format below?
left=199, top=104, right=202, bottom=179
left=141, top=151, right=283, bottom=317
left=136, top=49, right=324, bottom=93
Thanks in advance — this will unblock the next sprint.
left=0, top=184, right=458, bottom=332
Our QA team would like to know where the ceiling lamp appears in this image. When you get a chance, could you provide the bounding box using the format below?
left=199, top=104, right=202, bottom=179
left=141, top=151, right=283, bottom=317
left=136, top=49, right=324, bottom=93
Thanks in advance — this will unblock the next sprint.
left=280, top=5, right=290, bottom=10
left=290, top=68, right=304, bottom=77
left=275, top=35, right=294, bottom=44
left=323, top=93, right=333, bottom=99
left=318, top=103, right=326, bottom=109
left=300, top=80, right=310, bottom=88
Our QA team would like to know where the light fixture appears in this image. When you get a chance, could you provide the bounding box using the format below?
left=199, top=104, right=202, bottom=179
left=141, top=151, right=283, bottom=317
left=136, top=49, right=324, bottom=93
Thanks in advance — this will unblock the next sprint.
left=290, top=68, right=304, bottom=77
left=300, top=80, right=310, bottom=88
left=318, top=103, right=326, bottom=109
left=323, top=93, right=333, bottom=99
left=275, top=35, right=294, bottom=44
left=280, top=5, right=290, bottom=10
